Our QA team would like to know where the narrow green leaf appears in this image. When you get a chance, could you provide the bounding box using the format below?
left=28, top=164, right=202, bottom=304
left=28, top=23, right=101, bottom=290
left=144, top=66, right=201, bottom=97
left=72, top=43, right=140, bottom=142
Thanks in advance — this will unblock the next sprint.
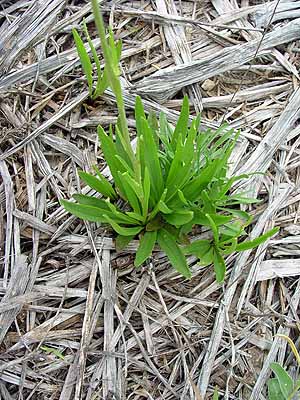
left=61, top=200, right=112, bottom=223
left=205, top=213, right=219, bottom=244
left=72, top=28, right=93, bottom=95
left=213, top=387, right=219, bottom=400
left=157, top=229, right=191, bottom=278
left=41, top=346, right=64, bottom=360
left=148, top=111, right=159, bottom=140
left=223, top=195, right=261, bottom=205
left=192, top=210, right=231, bottom=227
left=235, top=227, right=279, bottom=252
left=115, top=234, right=135, bottom=252
left=219, top=222, right=244, bottom=238
left=116, top=39, right=122, bottom=61
left=148, top=189, right=168, bottom=221
left=126, top=211, right=145, bottom=222
left=270, top=363, right=294, bottom=398
left=118, top=172, right=141, bottom=214
left=184, top=240, right=211, bottom=258
left=158, top=201, right=173, bottom=214
left=135, top=96, right=146, bottom=137
left=135, top=231, right=157, bottom=267
left=142, top=167, right=150, bottom=218
left=103, top=214, right=143, bottom=236
left=104, top=201, right=138, bottom=224
left=182, top=159, right=220, bottom=201
left=140, top=117, right=164, bottom=202
left=268, top=378, right=285, bottom=400
left=171, top=95, right=189, bottom=150
left=93, top=166, right=116, bottom=199
left=166, top=119, right=197, bottom=200
left=213, top=248, right=226, bottom=282
left=200, top=247, right=214, bottom=266
left=79, top=171, right=115, bottom=199
left=73, top=194, right=110, bottom=210
left=94, top=67, right=109, bottom=97
left=97, top=125, right=126, bottom=195
left=217, top=207, right=252, bottom=224
left=82, top=20, right=107, bottom=99
left=201, top=190, right=215, bottom=214
left=163, top=210, right=194, bottom=226
left=115, top=123, right=135, bottom=171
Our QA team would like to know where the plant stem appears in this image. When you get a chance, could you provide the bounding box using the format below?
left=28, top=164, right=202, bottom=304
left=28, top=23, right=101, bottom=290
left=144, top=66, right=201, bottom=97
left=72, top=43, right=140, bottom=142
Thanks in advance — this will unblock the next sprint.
left=91, top=0, right=135, bottom=166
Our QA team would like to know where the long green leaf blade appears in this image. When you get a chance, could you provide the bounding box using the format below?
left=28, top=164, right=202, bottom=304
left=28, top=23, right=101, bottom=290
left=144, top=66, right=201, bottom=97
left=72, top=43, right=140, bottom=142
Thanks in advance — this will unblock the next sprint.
left=73, top=194, right=110, bottom=209
left=135, top=96, right=146, bottom=137
left=61, top=200, right=112, bottom=223
left=171, top=95, right=189, bottom=150
left=119, top=172, right=141, bottom=214
left=79, top=171, right=115, bottom=198
left=213, top=248, right=226, bottom=283
left=184, top=240, right=211, bottom=258
left=268, top=378, right=285, bottom=400
left=140, top=117, right=164, bottom=202
left=135, top=231, right=157, bottom=267
left=103, top=214, right=143, bottom=236
left=270, top=363, right=294, bottom=398
left=72, top=28, right=93, bottom=95
left=157, top=229, right=191, bottom=278
left=163, top=210, right=194, bottom=226
left=235, top=227, right=279, bottom=252
left=98, top=125, right=126, bottom=195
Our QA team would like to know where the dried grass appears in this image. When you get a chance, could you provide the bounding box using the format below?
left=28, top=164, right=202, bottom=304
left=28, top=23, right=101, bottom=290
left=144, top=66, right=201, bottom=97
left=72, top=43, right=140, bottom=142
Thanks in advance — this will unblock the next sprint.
left=1, top=0, right=300, bottom=399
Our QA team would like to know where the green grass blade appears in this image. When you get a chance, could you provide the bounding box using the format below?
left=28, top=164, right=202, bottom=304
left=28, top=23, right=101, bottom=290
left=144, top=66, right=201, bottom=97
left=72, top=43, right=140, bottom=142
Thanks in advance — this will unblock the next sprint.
left=104, top=201, right=138, bottom=224
left=140, top=117, right=164, bottom=202
left=61, top=200, right=112, bottom=223
left=73, top=194, right=110, bottom=209
left=72, top=28, right=93, bottom=96
left=157, top=229, right=191, bottom=278
left=270, top=363, right=294, bottom=398
left=171, top=95, right=189, bottom=150
left=183, top=240, right=211, bottom=258
left=79, top=171, right=115, bottom=199
left=182, top=159, right=220, bottom=202
left=166, top=119, right=197, bottom=200
left=97, top=125, right=127, bottom=195
left=213, top=248, right=226, bottom=282
left=93, top=166, right=116, bottom=199
left=135, top=96, right=146, bottom=137
left=134, top=231, right=157, bottom=267
left=103, top=214, right=143, bottom=236
left=118, top=172, right=141, bottom=214
left=94, top=67, right=109, bottom=97
left=126, top=211, right=144, bottom=222
left=205, top=213, right=219, bottom=244
left=142, top=167, right=150, bottom=218
left=213, top=387, right=219, bottom=400
left=235, top=227, right=279, bottom=252
left=268, top=378, right=285, bottom=400
left=163, top=210, right=194, bottom=226
left=82, top=20, right=105, bottom=99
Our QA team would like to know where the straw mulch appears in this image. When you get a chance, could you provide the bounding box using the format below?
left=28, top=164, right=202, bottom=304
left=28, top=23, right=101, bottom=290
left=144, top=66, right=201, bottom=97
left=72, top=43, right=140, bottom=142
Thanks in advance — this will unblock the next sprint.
left=1, top=0, right=300, bottom=399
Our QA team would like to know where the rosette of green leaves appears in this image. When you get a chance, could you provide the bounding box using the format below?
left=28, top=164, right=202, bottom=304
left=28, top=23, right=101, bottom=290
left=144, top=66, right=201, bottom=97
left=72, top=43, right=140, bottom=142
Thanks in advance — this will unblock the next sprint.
left=61, top=95, right=278, bottom=281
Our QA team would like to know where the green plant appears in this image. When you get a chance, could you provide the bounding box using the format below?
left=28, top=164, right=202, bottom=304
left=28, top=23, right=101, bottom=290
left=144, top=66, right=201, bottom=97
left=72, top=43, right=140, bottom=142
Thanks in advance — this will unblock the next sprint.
left=268, top=335, right=300, bottom=400
left=61, top=0, right=278, bottom=281
left=213, top=387, right=219, bottom=399
left=72, top=20, right=121, bottom=101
